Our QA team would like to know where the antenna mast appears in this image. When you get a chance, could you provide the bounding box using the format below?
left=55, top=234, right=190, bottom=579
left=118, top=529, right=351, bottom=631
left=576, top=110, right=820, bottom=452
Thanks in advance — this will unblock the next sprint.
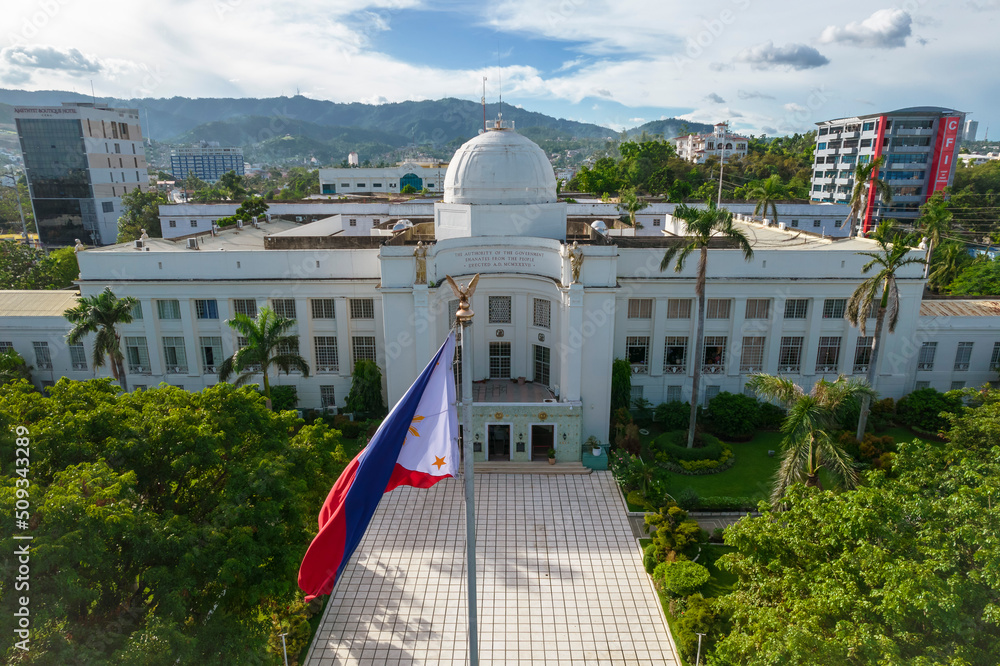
left=497, top=43, right=502, bottom=122
left=482, top=77, right=487, bottom=132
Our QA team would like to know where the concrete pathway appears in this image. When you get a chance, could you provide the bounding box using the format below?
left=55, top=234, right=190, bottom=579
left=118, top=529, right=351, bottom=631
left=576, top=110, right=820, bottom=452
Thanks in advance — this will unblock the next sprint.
left=306, top=471, right=680, bottom=665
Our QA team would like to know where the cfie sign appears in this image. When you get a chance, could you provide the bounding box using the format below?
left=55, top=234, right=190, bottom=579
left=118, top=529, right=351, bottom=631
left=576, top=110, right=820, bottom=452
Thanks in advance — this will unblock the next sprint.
left=929, top=116, right=962, bottom=196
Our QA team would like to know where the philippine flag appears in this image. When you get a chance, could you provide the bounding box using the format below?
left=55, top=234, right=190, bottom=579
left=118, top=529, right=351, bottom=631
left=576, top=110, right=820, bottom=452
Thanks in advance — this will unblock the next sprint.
left=298, top=331, right=459, bottom=601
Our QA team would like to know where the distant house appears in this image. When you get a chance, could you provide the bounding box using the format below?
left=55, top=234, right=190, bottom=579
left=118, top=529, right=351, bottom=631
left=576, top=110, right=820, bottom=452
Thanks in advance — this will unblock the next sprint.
left=673, top=123, right=748, bottom=164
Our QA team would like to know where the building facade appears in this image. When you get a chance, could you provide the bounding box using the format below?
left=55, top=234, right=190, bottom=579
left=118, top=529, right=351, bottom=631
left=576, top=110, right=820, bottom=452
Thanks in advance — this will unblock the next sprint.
left=15, top=103, right=150, bottom=247
left=170, top=144, right=245, bottom=183
left=673, top=123, right=748, bottom=164
left=318, top=162, right=447, bottom=196
left=811, top=107, right=967, bottom=231
left=3, top=126, right=998, bottom=464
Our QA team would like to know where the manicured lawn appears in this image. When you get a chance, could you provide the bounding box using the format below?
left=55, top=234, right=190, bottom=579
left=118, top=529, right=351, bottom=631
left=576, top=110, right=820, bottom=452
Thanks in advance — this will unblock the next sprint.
left=662, top=431, right=783, bottom=501
left=879, top=426, right=929, bottom=445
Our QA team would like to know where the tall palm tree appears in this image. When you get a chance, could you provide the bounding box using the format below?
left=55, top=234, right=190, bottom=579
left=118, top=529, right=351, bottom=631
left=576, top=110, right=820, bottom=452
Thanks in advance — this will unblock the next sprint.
left=747, top=174, right=784, bottom=225
left=846, top=221, right=926, bottom=438
left=64, top=287, right=138, bottom=391
left=219, top=306, right=309, bottom=404
left=660, top=203, right=754, bottom=448
left=916, top=193, right=954, bottom=278
left=845, top=155, right=892, bottom=237
left=927, top=241, right=971, bottom=292
left=619, top=186, right=649, bottom=228
left=747, top=373, right=875, bottom=503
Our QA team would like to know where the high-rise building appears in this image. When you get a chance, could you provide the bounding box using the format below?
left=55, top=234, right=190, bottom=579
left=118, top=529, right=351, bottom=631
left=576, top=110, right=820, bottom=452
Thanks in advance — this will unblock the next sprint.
left=811, top=107, right=966, bottom=231
left=15, top=103, right=150, bottom=247
left=963, top=119, right=979, bottom=143
left=170, top=143, right=244, bottom=183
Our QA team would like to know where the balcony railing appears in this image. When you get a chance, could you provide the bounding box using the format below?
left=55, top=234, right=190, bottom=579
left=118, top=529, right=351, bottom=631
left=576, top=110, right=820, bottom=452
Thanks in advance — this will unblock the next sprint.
left=129, top=365, right=152, bottom=375
left=954, top=363, right=969, bottom=372
left=36, top=362, right=52, bottom=371
left=917, top=362, right=934, bottom=371
left=853, top=364, right=869, bottom=374
left=631, top=363, right=649, bottom=375
left=739, top=364, right=763, bottom=373
left=166, top=365, right=188, bottom=374
left=702, top=364, right=725, bottom=375
left=816, top=365, right=839, bottom=374
left=316, top=365, right=339, bottom=373
left=778, top=364, right=801, bottom=374
left=72, top=362, right=88, bottom=371
left=203, top=365, right=217, bottom=374
left=663, top=364, right=686, bottom=374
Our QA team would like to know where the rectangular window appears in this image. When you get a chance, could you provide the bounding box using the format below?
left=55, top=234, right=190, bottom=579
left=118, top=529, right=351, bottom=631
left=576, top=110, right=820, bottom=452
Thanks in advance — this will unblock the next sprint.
left=918, top=342, right=937, bottom=370
left=653, top=218, right=661, bottom=227
left=991, top=342, right=1000, bottom=371
left=664, top=336, right=687, bottom=373
left=666, top=386, right=682, bottom=403
left=233, top=298, right=257, bottom=318
left=627, top=298, right=653, bottom=319
left=784, top=299, right=809, bottom=319
left=0, top=341, right=12, bottom=354
left=951, top=381, right=966, bottom=391
left=162, top=337, right=188, bottom=374
left=68, top=343, right=88, bottom=370
left=706, top=299, right=731, bottom=319
left=823, top=298, right=847, bottom=319
left=102, top=201, right=114, bottom=213
left=666, top=299, right=691, bottom=319
left=745, top=299, right=770, bottom=319
left=489, top=296, right=512, bottom=324
left=533, top=345, right=551, bottom=385
left=314, top=336, right=339, bottom=373
left=350, top=298, right=375, bottom=320
left=704, top=385, right=721, bottom=406
left=190, top=220, right=197, bottom=228
left=915, top=380, right=931, bottom=390
left=816, top=336, right=841, bottom=373
left=199, top=336, right=223, bottom=374
left=125, top=337, right=150, bottom=374
left=311, top=298, right=336, bottom=319
left=195, top=299, right=218, bottom=319
left=740, top=336, right=766, bottom=373
left=349, top=218, right=357, bottom=227
left=320, top=386, right=336, bottom=408
left=626, top=336, right=650, bottom=373
left=272, top=298, right=297, bottom=319
left=489, top=341, right=511, bottom=379
left=779, top=336, right=804, bottom=373
left=352, top=336, right=377, bottom=364
left=630, top=385, right=644, bottom=401
left=853, top=336, right=873, bottom=374
left=156, top=299, right=181, bottom=320
left=533, top=298, right=551, bottom=329
left=130, top=302, right=143, bottom=320
left=954, top=342, right=973, bottom=371
left=703, top=336, right=727, bottom=373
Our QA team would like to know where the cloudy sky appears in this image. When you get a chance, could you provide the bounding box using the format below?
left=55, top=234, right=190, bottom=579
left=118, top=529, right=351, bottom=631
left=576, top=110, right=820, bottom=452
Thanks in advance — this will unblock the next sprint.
left=2, top=0, right=997, bottom=136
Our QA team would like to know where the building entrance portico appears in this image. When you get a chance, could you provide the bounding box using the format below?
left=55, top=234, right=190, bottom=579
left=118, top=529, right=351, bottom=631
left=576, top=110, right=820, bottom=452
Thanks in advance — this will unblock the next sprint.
left=531, top=424, right=554, bottom=461
left=487, top=423, right=511, bottom=461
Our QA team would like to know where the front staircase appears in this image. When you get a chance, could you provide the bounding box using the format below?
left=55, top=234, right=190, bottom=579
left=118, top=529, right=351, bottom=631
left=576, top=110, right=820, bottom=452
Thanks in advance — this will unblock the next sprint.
left=473, top=461, right=592, bottom=475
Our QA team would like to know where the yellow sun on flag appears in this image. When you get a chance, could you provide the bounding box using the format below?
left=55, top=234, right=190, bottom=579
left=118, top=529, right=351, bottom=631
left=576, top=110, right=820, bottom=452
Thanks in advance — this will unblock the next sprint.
left=407, top=415, right=425, bottom=438
left=433, top=456, right=446, bottom=470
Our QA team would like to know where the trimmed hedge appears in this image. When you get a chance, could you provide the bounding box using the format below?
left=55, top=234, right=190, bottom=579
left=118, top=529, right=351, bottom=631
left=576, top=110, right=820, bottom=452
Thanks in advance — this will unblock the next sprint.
left=654, top=431, right=726, bottom=461
left=653, top=560, right=710, bottom=597
left=654, top=400, right=692, bottom=430
left=696, top=496, right=760, bottom=511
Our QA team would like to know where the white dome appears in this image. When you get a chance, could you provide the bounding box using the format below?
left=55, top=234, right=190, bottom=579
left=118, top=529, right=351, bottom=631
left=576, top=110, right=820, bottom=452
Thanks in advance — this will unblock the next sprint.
left=444, top=128, right=557, bottom=205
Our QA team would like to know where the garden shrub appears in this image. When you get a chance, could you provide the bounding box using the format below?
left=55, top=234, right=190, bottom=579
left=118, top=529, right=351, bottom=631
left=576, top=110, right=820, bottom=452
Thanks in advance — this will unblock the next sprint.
left=643, top=543, right=658, bottom=574
left=644, top=503, right=704, bottom=566
left=870, top=397, right=897, bottom=430
left=653, top=560, right=711, bottom=597
left=654, top=431, right=726, bottom=461
left=706, top=391, right=759, bottom=440
left=610, top=450, right=642, bottom=491
left=676, top=487, right=701, bottom=511
left=626, top=490, right=647, bottom=510
left=676, top=447, right=732, bottom=472
left=672, top=594, right=720, bottom=664
left=897, top=387, right=963, bottom=433
left=697, top=496, right=759, bottom=511
left=756, top=402, right=786, bottom=431
left=653, top=401, right=691, bottom=431
left=615, top=422, right=641, bottom=456
left=268, top=385, right=298, bottom=412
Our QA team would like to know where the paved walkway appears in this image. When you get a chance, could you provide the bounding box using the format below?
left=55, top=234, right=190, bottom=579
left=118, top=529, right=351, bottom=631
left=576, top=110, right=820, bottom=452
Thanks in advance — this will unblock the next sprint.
left=306, top=471, right=680, bottom=665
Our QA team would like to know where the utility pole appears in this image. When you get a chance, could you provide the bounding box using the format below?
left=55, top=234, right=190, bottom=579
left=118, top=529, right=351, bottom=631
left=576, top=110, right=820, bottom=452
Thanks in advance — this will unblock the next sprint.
left=455, top=287, right=479, bottom=666
left=717, top=122, right=727, bottom=207
left=695, top=632, right=706, bottom=665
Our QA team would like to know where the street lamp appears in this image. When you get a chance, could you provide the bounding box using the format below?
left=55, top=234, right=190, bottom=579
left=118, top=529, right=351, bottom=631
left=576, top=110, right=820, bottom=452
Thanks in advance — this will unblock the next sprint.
left=1, top=167, right=30, bottom=246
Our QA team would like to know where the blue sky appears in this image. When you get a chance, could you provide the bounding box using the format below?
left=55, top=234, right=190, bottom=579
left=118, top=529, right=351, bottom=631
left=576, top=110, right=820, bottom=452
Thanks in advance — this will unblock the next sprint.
left=1, top=0, right=998, bottom=137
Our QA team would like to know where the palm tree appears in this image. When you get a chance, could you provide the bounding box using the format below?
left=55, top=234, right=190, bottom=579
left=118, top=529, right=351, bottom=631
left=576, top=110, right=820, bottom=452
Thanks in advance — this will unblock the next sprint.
left=660, top=203, right=754, bottom=448
left=845, top=155, right=892, bottom=237
left=927, top=241, right=971, bottom=292
left=64, top=287, right=138, bottom=391
left=846, top=221, right=926, bottom=438
left=747, top=174, right=784, bottom=225
left=916, top=193, right=954, bottom=278
left=619, top=186, right=649, bottom=228
left=219, top=306, right=309, bottom=404
left=747, top=374, right=875, bottom=503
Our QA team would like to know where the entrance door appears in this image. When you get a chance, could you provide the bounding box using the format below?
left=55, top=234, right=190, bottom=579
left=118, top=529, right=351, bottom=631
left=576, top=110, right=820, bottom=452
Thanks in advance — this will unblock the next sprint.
left=531, top=424, right=555, bottom=461
left=487, top=424, right=511, bottom=461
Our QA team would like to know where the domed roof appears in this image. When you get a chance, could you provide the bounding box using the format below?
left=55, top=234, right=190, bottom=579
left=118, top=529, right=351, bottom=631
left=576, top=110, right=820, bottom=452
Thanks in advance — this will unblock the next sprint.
left=444, top=127, right=557, bottom=205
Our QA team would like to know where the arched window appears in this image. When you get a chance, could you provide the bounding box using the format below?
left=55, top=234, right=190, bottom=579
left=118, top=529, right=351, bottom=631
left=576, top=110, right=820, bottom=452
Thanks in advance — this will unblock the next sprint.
left=399, top=173, right=423, bottom=191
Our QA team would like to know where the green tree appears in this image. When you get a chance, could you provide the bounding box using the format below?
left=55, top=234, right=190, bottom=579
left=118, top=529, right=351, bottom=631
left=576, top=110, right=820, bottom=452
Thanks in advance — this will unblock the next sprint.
left=345, top=358, right=386, bottom=417
left=916, top=192, right=953, bottom=278
left=927, top=241, right=971, bottom=292
left=401, top=184, right=417, bottom=194
left=845, top=155, right=892, bottom=237
left=713, top=390, right=1000, bottom=665
left=660, top=203, right=754, bottom=448
left=618, top=186, right=648, bottom=227
left=0, top=379, right=347, bottom=664
left=846, top=222, right=925, bottom=437
left=0, top=348, right=32, bottom=384
left=218, top=169, right=247, bottom=200
left=948, top=255, right=1000, bottom=295
left=116, top=188, right=168, bottom=242
left=747, top=374, right=874, bottom=502
left=219, top=306, right=309, bottom=404
left=233, top=195, right=269, bottom=223
left=0, top=180, right=35, bottom=234
left=610, top=358, right=632, bottom=414
left=747, top=174, right=785, bottom=224
left=64, top=287, right=137, bottom=391
left=0, top=242, right=78, bottom=290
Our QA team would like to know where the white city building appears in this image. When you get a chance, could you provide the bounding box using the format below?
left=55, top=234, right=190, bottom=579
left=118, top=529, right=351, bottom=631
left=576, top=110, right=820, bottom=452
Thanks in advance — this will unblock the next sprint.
left=3, top=123, right=998, bottom=463
left=319, top=161, right=447, bottom=196
left=673, top=123, right=749, bottom=164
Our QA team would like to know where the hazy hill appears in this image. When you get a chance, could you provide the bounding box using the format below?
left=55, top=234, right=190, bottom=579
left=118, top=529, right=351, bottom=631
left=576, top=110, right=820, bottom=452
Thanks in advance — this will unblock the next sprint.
left=627, top=119, right=714, bottom=139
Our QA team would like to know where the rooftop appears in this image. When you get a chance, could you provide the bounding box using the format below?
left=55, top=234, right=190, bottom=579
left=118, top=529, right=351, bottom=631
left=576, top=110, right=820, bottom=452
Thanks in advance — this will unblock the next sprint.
left=0, top=290, right=80, bottom=317
left=920, top=299, right=1000, bottom=317
left=87, top=219, right=301, bottom=253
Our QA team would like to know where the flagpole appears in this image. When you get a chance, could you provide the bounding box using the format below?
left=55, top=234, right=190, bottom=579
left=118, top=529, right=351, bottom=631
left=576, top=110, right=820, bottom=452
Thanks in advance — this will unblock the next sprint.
left=456, top=303, right=478, bottom=666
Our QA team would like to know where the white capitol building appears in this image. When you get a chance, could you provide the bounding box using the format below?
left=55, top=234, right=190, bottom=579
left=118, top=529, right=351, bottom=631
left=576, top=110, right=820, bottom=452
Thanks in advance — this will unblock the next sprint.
left=4, top=122, right=999, bottom=463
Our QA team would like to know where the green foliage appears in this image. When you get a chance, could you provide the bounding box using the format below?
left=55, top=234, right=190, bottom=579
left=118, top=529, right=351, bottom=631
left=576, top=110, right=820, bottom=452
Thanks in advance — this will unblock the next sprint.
left=615, top=421, right=641, bottom=456
left=218, top=170, right=246, bottom=200
left=927, top=241, right=972, bottom=292
left=653, top=560, right=710, bottom=597
left=0, top=348, right=32, bottom=384
left=220, top=306, right=310, bottom=402
left=654, top=431, right=726, bottom=461
left=0, top=180, right=35, bottom=234
left=948, top=256, right=1000, bottom=295
left=235, top=194, right=269, bottom=221
left=65, top=287, right=137, bottom=390
left=706, top=391, right=759, bottom=440
left=631, top=396, right=652, bottom=421
left=654, top=401, right=691, bottom=430
left=675, top=487, right=700, bottom=511
left=0, top=242, right=79, bottom=289
left=0, top=380, right=348, bottom=664
left=672, top=594, right=721, bottom=665
left=116, top=188, right=168, bottom=242
left=896, top=387, right=964, bottom=433
left=401, top=184, right=417, bottom=194
left=610, top=358, right=632, bottom=413
left=643, top=543, right=658, bottom=574
left=345, top=359, right=385, bottom=417
left=644, top=502, right=704, bottom=566
left=712, top=390, right=1000, bottom=665
left=268, top=384, right=298, bottom=412
left=755, top=401, right=786, bottom=430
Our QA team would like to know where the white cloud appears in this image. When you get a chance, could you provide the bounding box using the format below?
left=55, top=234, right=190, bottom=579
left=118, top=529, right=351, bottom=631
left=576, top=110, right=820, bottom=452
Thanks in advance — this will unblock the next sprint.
left=704, top=93, right=726, bottom=104
left=2, top=45, right=102, bottom=73
left=738, top=90, right=775, bottom=100
left=784, top=102, right=808, bottom=112
left=820, top=9, right=912, bottom=48
left=735, top=42, right=830, bottom=70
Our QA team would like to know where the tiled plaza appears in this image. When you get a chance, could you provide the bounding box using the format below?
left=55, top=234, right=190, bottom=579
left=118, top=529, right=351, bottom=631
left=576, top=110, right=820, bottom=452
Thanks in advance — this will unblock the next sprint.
left=306, top=471, right=680, bottom=665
